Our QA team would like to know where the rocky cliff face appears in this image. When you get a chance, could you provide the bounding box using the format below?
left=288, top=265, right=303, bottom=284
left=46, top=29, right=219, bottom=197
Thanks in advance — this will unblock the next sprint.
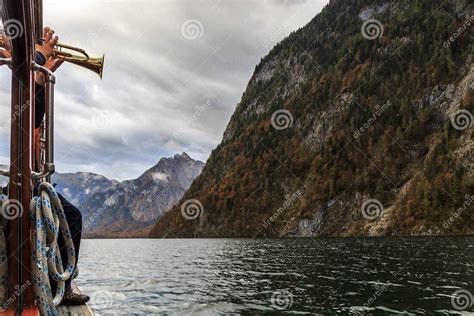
left=53, top=172, right=120, bottom=206
left=82, top=153, right=204, bottom=237
left=152, top=0, right=474, bottom=238
left=52, top=153, right=204, bottom=237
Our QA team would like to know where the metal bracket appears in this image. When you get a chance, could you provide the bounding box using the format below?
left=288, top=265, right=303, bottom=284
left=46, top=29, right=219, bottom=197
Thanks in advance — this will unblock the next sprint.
left=0, top=169, right=9, bottom=177
left=33, top=62, right=56, bottom=83
left=0, top=57, right=12, bottom=67
left=31, top=163, right=55, bottom=180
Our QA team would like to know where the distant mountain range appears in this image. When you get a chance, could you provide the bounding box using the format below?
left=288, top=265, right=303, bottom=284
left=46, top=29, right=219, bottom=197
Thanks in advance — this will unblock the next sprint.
left=1, top=153, right=204, bottom=238
left=56, top=152, right=204, bottom=237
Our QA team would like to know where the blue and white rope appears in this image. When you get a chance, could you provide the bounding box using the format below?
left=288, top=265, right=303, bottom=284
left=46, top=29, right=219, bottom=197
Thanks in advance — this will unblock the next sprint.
left=30, top=182, right=76, bottom=316
left=0, top=195, right=7, bottom=307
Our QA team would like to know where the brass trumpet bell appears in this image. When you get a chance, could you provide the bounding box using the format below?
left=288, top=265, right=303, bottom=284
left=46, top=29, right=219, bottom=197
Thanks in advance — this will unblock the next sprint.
left=52, top=42, right=105, bottom=79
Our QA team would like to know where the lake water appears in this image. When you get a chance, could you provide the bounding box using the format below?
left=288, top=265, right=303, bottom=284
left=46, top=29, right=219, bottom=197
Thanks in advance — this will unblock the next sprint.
left=77, top=237, right=473, bottom=315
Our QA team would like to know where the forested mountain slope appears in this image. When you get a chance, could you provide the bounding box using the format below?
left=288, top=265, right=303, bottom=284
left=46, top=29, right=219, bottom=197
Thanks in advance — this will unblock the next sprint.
left=152, top=0, right=474, bottom=237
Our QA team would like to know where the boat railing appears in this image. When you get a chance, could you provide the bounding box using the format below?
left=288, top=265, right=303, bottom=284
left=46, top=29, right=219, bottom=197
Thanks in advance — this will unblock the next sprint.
left=0, top=169, right=8, bottom=178
left=32, top=63, right=56, bottom=182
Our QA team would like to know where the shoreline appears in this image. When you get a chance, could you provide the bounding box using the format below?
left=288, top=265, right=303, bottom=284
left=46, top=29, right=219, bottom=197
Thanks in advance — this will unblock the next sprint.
left=82, top=234, right=474, bottom=240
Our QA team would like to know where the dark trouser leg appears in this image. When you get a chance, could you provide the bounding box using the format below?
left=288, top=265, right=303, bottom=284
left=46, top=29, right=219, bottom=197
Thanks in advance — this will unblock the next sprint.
left=55, top=194, right=82, bottom=292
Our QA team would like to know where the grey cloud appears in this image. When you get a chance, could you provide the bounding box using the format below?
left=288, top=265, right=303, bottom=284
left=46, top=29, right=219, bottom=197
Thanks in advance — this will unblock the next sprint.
left=273, top=0, right=309, bottom=5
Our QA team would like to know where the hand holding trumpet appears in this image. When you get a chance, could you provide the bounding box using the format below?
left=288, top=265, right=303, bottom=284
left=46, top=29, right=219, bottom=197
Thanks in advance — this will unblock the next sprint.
left=1, top=26, right=64, bottom=74
left=1, top=26, right=104, bottom=78
left=37, top=27, right=66, bottom=85
left=36, top=27, right=59, bottom=60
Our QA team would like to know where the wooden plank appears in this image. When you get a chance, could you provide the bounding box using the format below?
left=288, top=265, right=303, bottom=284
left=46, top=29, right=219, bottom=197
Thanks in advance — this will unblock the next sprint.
left=57, top=283, right=94, bottom=316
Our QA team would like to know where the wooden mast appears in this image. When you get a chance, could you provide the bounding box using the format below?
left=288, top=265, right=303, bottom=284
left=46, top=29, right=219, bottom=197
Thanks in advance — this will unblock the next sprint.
left=3, top=0, right=37, bottom=313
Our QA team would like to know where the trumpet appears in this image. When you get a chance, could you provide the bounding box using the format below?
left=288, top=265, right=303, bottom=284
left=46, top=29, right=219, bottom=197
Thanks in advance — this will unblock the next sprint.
left=0, top=35, right=104, bottom=78
left=52, top=42, right=105, bottom=79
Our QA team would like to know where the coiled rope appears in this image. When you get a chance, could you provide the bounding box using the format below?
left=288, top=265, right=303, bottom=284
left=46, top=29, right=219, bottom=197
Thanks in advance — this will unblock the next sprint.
left=30, top=182, right=76, bottom=316
left=0, top=195, right=7, bottom=307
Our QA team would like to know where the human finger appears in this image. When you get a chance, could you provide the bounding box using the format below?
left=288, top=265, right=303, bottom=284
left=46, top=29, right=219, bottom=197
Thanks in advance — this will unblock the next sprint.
left=51, top=35, right=59, bottom=46
left=42, top=27, right=50, bottom=39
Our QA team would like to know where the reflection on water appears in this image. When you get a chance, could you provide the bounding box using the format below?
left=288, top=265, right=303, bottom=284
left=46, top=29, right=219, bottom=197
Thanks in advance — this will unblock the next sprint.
left=77, top=237, right=473, bottom=314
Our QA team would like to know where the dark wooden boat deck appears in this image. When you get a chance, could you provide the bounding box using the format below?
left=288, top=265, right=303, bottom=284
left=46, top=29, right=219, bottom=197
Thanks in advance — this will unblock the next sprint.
left=0, top=282, right=94, bottom=315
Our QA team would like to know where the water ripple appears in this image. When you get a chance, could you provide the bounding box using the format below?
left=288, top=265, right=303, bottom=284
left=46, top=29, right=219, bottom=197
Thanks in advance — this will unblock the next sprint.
left=76, top=237, right=474, bottom=314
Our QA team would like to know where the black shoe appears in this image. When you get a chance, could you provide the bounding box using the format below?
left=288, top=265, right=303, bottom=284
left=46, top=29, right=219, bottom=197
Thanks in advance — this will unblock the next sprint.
left=60, top=288, right=90, bottom=306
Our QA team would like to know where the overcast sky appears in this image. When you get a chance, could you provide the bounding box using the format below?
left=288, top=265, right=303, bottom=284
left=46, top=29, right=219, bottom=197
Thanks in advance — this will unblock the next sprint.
left=0, top=0, right=328, bottom=181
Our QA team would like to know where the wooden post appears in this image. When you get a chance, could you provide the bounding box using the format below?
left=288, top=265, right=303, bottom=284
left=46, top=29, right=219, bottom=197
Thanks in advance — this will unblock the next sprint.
left=3, top=0, right=37, bottom=313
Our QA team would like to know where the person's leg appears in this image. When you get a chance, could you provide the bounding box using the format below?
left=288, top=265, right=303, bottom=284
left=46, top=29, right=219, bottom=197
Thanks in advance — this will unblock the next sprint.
left=57, top=193, right=82, bottom=292
left=55, top=193, right=89, bottom=305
